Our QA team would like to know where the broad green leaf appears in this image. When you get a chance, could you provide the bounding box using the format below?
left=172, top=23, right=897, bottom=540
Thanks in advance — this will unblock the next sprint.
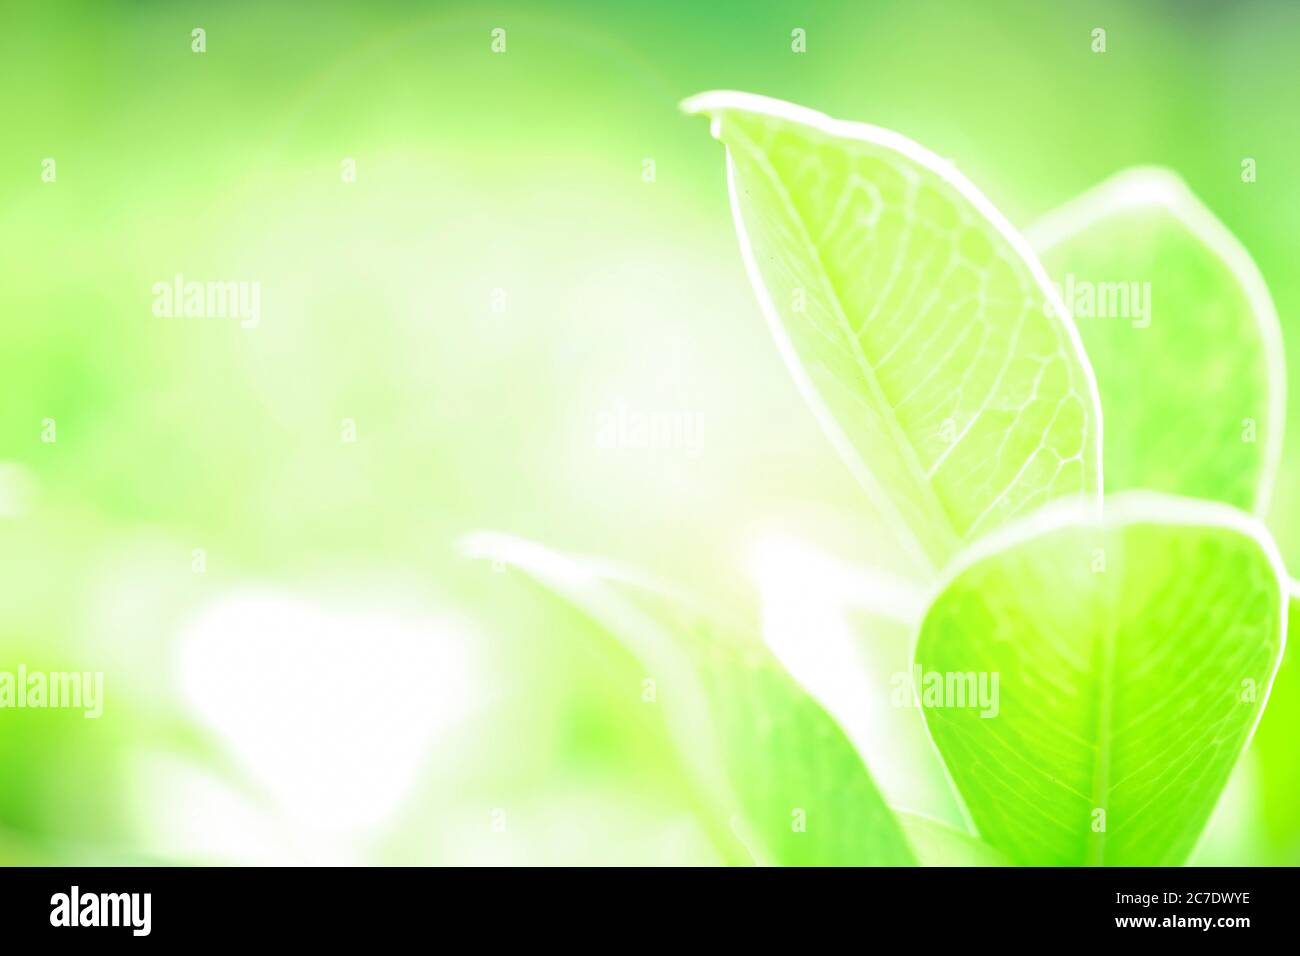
left=895, top=810, right=1010, bottom=866
left=462, top=531, right=916, bottom=866
left=916, top=492, right=1286, bottom=866
left=684, top=91, right=1102, bottom=575
left=1028, top=168, right=1285, bottom=513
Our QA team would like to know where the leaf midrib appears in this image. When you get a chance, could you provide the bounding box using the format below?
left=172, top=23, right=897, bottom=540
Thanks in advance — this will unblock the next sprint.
left=1087, top=568, right=1118, bottom=866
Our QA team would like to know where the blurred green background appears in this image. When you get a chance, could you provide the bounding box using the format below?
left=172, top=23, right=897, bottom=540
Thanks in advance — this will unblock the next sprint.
left=1, top=0, right=1297, bottom=864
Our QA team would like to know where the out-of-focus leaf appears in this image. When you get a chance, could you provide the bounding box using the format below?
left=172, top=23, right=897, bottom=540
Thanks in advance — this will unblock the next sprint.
left=1028, top=167, right=1285, bottom=513
left=462, top=531, right=916, bottom=866
left=748, top=533, right=963, bottom=827
left=895, top=810, right=1009, bottom=866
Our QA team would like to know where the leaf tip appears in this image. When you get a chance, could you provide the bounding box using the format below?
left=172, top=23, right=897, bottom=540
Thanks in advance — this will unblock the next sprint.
left=677, top=90, right=721, bottom=116
left=679, top=90, right=747, bottom=140
left=1101, top=166, right=1192, bottom=212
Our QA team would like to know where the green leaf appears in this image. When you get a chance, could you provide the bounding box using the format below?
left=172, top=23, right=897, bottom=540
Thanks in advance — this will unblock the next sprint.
left=748, top=534, right=965, bottom=827
left=462, top=531, right=917, bottom=866
left=684, top=91, right=1102, bottom=575
left=895, top=810, right=1010, bottom=866
left=916, top=492, right=1287, bottom=866
left=1028, top=168, right=1285, bottom=513
left=1250, top=585, right=1300, bottom=858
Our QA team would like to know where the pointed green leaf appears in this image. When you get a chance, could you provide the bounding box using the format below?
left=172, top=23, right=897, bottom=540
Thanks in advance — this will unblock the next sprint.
left=916, top=493, right=1287, bottom=866
left=684, top=91, right=1102, bottom=574
left=1028, top=168, right=1284, bottom=513
left=462, top=531, right=916, bottom=866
